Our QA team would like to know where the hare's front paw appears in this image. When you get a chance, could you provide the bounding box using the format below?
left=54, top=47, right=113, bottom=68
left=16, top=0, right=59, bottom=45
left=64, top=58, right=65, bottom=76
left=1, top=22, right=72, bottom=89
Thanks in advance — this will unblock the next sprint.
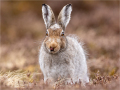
left=44, top=77, right=55, bottom=85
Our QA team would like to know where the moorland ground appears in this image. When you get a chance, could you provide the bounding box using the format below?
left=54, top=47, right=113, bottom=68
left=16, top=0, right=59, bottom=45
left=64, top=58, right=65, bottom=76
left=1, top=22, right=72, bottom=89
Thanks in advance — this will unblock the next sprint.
left=0, top=1, right=119, bottom=90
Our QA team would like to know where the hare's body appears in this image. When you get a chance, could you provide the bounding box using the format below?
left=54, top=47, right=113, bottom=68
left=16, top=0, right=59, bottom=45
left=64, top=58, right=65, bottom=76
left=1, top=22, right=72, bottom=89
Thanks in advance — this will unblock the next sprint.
left=39, top=4, right=89, bottom=85
left=39, top=36, right=89, bottom=84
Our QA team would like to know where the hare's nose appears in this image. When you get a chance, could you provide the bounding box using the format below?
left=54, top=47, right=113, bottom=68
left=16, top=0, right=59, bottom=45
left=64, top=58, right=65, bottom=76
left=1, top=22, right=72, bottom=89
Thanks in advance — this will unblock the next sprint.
left=50, top=47, right=54, bottom=51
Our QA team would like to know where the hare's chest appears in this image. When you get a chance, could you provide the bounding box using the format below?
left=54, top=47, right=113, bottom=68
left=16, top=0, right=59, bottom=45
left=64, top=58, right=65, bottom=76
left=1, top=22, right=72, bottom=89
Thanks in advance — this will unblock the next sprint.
left=49, top=56, right=70, bottom=68
left=48, top=55, right=70, bottom=68
left=49, top=57, right=71, bottom=79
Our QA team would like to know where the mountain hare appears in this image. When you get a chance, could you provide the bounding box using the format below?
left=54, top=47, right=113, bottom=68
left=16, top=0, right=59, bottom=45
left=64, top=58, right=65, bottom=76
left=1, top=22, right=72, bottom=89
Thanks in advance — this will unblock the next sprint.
left=39, top=4, right=89, bottom=85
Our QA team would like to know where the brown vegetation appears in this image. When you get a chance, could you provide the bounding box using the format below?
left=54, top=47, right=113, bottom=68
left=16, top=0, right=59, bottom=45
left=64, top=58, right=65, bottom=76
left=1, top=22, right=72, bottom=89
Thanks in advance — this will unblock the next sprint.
left=0, top=1, right=119, bottom=90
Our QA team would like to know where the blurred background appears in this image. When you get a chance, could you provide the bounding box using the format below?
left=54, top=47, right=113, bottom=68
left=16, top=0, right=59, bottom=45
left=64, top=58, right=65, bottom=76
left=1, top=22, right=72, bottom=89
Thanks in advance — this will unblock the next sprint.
left=1, top=0, right=119, bottom=80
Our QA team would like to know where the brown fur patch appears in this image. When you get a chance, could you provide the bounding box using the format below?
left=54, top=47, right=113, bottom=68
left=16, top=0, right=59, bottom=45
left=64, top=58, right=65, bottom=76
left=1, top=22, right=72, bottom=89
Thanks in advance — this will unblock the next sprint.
left=48, top=28, right=62, bottom=36
left=44, top=28, right=67, bottom=54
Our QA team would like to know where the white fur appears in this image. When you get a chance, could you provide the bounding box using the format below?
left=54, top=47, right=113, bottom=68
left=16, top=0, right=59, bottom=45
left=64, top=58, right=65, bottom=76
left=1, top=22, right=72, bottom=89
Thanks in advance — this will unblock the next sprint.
left=48, top=38, right=51, bottom=42
left=42, top=5, right=56, bottom=28
left=59, top=4, right=72, bottom=29
left=57, top=38, right=61, bottom=43
left=40, top=4, right=89, bottom=86
left=50, top=24, right=61, bottom=30
left=39, top=36, right=89, bottom=85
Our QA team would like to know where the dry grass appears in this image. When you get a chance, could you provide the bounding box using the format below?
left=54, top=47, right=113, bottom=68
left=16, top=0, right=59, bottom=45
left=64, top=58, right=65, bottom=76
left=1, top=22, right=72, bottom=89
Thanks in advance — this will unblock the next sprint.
left=0, top=70, right=119, bottom=90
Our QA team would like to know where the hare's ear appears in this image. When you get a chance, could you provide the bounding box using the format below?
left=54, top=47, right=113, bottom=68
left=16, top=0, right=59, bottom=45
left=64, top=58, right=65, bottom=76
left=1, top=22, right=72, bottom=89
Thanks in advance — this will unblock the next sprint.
left=57, top=4, right=72, bottom=30
left=42, top=4, right=56, bottom=29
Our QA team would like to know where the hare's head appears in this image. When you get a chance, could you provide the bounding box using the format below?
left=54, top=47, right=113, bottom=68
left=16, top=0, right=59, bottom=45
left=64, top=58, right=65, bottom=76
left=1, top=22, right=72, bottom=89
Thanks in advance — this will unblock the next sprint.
left=42, top=4, right=72, bottom=54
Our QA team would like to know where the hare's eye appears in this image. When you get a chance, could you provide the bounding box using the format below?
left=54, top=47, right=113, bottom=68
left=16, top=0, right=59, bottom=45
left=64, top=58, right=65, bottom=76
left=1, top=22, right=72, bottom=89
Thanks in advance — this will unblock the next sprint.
left=61, top=32, right=64, bottom=36
left=46, top=31, right=48, bottom=36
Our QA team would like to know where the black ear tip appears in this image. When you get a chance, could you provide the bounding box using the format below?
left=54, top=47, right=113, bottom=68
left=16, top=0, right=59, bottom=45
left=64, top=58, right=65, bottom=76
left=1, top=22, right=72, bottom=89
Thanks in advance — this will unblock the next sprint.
left=66, top=4, right=72, bottom=8
left=66, top=4, right=72, bottom=7
left=68, top=3, right=72, bottom=6
left=42, top=4, right=46, bottom=6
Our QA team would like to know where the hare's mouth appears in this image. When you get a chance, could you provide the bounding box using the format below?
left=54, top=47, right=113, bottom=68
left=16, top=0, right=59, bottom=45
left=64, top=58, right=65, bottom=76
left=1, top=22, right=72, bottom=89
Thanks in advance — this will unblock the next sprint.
left=46, top=47, right=60, bottom=54
left=50, top=51, right=57, bottom=54
left=44, top=43, right=61, bottom=54
left=49, top=50, right=59, bottom=54
left=50, top=47, right=54, bottom=52
left=50, top=49, right=59, bottom=54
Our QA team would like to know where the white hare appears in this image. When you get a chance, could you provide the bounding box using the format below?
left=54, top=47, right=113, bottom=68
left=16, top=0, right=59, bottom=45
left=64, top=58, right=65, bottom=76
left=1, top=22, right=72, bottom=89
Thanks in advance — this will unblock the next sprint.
left=39, top=4, right=89, bottom=85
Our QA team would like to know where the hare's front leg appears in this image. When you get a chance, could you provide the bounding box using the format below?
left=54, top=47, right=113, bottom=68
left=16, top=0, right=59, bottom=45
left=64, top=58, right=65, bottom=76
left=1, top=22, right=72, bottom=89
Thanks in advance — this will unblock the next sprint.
left=44, top=77, right=55, bottom=84
left=64, top=61, right=75, bottom=84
